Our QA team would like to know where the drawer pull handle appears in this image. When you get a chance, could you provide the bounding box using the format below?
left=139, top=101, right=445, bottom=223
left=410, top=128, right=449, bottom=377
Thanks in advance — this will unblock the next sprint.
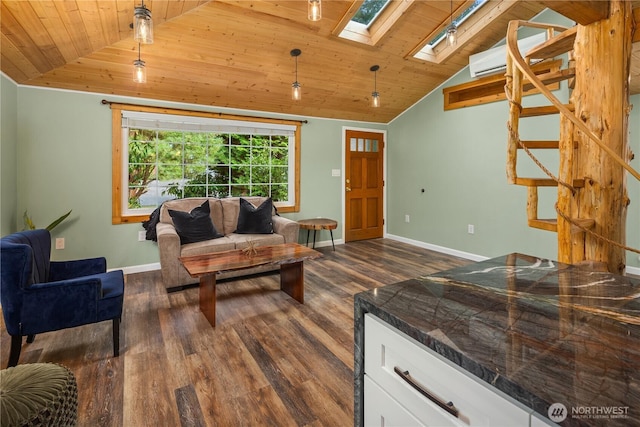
left=394, top=366, right=459, bottom=418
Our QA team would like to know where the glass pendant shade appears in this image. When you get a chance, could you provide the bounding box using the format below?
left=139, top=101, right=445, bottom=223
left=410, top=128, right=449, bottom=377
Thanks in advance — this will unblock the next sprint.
left=290, top=48, right=302, bottom=101
left=308, top=0, right=321, bottom=21
left=370, top=65, right=380, bottom=108
left=133, top=59, right=146, bottom=83
left=134, top=5, right=153, bottom=44
left=446, top=23, right=457, bottom=46
left=292, top=82, right=302, bottom=101
left=371, top=91, right=380, bottom=108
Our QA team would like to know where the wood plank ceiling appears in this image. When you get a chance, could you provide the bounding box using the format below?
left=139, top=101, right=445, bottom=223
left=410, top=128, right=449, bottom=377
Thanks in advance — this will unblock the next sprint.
left=2, top=0, right=639, bottom=123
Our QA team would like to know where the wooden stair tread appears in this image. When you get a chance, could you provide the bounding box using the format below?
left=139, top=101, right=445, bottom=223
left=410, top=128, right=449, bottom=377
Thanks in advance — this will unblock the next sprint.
left=523, top=67, right=576, bottom=92
left=515, top=178, right=585, bottom=187
left=526, top=26, right=577, bottom=60
left=519, top=140, right=559, bottom=149
left=520, top=104, right=574, bottom=117
left=528, top=218, right=595, bottom=233
left=518, top=140, right=578, bottom=149
left=528, top=219, right=557, bottom=232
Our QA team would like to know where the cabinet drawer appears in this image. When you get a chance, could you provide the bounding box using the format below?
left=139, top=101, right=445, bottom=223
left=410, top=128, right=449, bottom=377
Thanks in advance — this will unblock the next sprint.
left=364, top=375, right=425, bottom=427
left=364, top=314, right=531, bottom=426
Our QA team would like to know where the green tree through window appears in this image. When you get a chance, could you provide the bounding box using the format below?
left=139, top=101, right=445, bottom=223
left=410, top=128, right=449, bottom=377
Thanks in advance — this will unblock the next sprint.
left=351, top=0, right=390, bottom=26
left=128, top=130, right=291, bottom=208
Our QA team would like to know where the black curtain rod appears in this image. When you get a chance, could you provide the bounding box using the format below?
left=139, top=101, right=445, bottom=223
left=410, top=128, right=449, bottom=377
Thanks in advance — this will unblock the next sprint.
left=100, top=99, right=308, bottom=124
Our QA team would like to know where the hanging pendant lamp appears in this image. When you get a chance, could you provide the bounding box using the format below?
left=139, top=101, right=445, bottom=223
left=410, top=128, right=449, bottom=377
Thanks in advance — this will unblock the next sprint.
left=446, top=0, right=457, bottom=46
left=133, top=43, right=147, bottom=83
left=370, top=65, right=380, bottom=108
left=134, top=0, right=154, bottom=44
left=308, top=0, right=322, bottom=21
left=291, top=49, right=302, bottom=101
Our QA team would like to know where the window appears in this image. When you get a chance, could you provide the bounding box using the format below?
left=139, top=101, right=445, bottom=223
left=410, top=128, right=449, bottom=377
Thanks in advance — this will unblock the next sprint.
left=351, top=0, right=391, bottom=27
left=333, top=0, right=412, bottom=46
left=110, top=104, right=301, bottom=224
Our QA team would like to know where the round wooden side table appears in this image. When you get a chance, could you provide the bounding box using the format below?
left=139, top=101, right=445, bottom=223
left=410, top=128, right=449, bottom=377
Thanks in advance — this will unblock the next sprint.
left=298, top=218, right=338, bottom=251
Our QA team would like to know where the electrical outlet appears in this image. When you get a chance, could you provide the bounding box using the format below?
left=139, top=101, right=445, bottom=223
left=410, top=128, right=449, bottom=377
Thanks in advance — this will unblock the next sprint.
left=468, top=224, right=475, bottom=234
left=55, top=237, right=65, bottom=249
left=138, top=231, right=146, bottom=242
left=405, top=214, right=410, bottom=223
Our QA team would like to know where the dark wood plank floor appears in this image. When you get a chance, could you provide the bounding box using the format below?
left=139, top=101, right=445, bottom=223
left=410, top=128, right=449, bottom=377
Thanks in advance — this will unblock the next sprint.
left=0, top=239, right=470, bottom=426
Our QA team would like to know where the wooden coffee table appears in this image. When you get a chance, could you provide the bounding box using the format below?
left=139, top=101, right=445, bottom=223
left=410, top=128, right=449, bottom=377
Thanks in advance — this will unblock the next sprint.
left=179, top=243, right=321, bottom=327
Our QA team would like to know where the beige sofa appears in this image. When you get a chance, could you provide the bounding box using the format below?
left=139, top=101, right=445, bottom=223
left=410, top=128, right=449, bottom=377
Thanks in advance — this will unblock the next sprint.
left=156, top=197, right=299, bottom=290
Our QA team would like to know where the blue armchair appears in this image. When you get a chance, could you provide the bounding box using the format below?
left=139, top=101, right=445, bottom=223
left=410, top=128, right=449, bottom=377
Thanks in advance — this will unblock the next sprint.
left=1, top=229, right=124, bottom=367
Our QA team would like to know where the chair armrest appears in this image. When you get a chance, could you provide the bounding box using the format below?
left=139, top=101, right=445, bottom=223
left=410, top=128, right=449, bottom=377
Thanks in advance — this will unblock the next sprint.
left=156, top=222, right=183, bottom=287
left=272, top=216, right=300, bottom=243
left=49, top=257, right=107, bottom=281
left=20, top=277, right=102, bottom=334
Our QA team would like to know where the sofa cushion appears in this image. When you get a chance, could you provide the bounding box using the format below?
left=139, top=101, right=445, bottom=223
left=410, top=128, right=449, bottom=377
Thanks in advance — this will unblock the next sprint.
left=219, top=196, right=269, bottom=235
left=160, top=198, right=224, bottom=233
left=169, top=200, right=223, bottom=244
left=235, top=198, right=274, bottom=234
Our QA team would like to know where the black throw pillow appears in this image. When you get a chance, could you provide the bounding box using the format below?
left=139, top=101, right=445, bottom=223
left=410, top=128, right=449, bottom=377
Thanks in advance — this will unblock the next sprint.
left=168, top=200, right=223, bottom=244
left=235, top=198, right=274, bottom=234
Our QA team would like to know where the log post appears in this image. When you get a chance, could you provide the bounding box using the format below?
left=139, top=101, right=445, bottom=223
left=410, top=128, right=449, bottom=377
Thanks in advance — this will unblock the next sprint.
left=557, top=115, right=577, bottom=264
left=566, top=0, right=632, bottom=274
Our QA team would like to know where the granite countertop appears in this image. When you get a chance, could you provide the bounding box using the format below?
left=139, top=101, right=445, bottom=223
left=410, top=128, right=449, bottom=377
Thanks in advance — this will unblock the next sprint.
left=354, top=253, right=640, bottom=427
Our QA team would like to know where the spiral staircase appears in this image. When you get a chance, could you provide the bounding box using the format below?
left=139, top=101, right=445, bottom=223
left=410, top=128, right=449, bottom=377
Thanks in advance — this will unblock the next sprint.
left=503, top=18, right=640, bottom=271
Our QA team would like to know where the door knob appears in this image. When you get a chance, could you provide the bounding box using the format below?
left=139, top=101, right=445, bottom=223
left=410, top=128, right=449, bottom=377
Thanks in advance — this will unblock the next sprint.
left=346, top=187, right=352, bottom=192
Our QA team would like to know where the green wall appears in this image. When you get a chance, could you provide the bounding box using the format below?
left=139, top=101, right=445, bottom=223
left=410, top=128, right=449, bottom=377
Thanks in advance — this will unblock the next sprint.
left=1, top=74, right=18, bottom=236
left=2, top=77, right=384, bottom=270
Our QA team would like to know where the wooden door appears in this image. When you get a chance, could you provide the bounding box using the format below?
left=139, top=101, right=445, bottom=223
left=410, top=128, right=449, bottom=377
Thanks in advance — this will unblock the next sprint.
left=345, top=130, right=384, bottom=242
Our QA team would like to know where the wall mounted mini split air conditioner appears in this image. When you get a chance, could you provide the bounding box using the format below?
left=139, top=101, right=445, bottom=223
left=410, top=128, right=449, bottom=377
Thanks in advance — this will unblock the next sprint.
left=469, top=32, right=547, bottom=78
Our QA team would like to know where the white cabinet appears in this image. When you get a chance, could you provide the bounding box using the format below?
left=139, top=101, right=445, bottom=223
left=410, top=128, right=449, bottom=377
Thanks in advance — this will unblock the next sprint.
left=532, top=413, right=558, bottom=427
left=364, top=375, right=424, bottom=426
left=363, top=313, right=533, bottom=426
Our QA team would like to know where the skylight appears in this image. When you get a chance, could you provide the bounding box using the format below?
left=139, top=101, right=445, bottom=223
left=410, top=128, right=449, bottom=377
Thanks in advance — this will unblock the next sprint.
left=351, top=0, right=392, bottom=27
left=428, top=0, right=488, bottom=47
left=334, top=0, right=411, bottom=46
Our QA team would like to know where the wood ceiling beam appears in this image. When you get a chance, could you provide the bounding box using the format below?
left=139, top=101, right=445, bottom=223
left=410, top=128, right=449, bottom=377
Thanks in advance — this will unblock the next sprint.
left=538, top=1, right=610, bottom=25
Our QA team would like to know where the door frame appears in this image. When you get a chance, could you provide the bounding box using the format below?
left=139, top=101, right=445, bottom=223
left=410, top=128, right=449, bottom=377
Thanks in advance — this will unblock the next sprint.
left=341, top=126, right=387, bottom=243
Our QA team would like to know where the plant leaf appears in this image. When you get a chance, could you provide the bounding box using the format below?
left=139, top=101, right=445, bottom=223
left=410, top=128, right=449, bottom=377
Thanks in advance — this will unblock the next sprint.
left=46, top=210, right=72, bottom=231
left=23, top=210, right=36, bottom=230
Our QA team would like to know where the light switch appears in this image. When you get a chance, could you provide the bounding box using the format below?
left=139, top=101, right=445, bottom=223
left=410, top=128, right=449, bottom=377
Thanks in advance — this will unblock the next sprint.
left=331, top=169, right=341, bottom=177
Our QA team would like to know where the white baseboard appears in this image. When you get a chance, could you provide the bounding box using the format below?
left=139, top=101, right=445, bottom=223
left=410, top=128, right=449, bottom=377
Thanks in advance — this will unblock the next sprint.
left=385, top=234, right=488, bottom=262
left=305, top=238, right=343, bottom=250
left=110, top=262, right=160, bottom=275
left=385, top=234, right=640, bottom=276
left=628, top=266, right=640, bottom=276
